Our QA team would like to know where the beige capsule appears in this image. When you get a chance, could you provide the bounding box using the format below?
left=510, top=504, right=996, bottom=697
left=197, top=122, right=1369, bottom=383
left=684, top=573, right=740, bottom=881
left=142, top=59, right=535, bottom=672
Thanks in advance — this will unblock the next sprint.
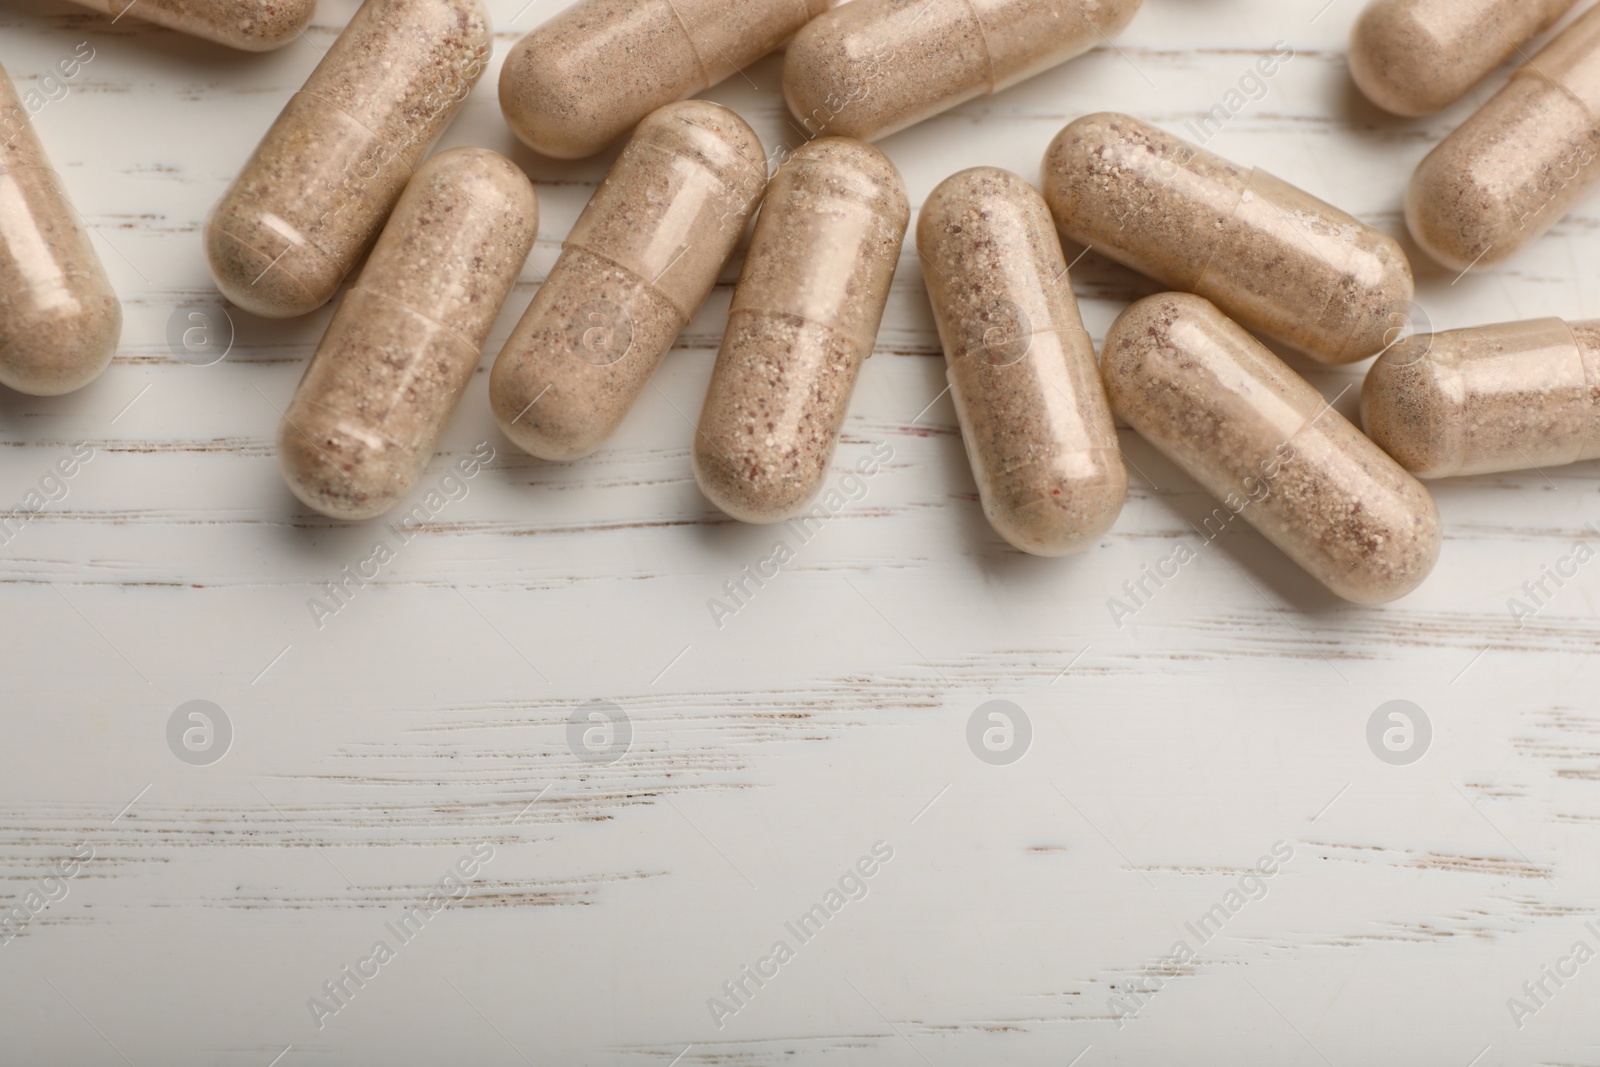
left=206, top=0, right=491, bottom=319
left=278, top=148, right=537, bottom=520
left=693, top=138, right=908, bottom=524
left=1043, top=112, right=1414, bottom=366
left=1407, top=3, right=1600, bottom=272
left=65, top=0, right=319, bottom=51
left=784, top=0, right=1143, bottom=144
left=1103, top=293, right=1440, bottom=605
left=917, top=166, right=1125, bottom=556
left=0, top=64, right=121, bottom=397
left=490, top=102, right=767, bottom=461
left=1362, top=317, right=1600, bottom=478
left=1349, top=0, right=1579, bottom=116
left=500, top=0, right=827, bottom=160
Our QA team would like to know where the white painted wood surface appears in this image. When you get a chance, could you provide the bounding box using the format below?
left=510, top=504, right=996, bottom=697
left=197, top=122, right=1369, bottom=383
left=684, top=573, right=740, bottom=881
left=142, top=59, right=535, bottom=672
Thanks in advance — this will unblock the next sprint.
left=3, top=0, right=1599, bottom=1062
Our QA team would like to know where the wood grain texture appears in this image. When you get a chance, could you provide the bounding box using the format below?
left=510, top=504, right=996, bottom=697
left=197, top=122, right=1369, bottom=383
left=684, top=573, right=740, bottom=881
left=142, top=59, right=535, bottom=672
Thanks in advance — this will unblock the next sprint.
left=2, top=0, right=1599, bottom=1063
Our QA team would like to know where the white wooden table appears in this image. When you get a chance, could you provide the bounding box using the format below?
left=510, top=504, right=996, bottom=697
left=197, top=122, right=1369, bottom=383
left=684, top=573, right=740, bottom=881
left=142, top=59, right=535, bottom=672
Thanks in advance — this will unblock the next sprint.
left=3, top=0, right=1598, bottom=1062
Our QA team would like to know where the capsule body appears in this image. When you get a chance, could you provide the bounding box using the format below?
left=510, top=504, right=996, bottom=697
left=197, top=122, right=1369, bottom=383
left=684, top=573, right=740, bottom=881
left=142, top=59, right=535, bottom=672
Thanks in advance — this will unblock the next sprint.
left=1362, top=317, right=1600, bottom=478
left=694, top=138, right=908, bottom=524
left=66, top=0, right=319, bottom=51
left=279, top=148, right=537, bottom=520
left=1408, top=4, right=1600, bottom=272
left=491, top=103, right=766, bottom=461
left=1043, top=113, right=1414, bottom=366
left=784, top=0, right=1143, bottom=144
left=500, top=0, right=826, bottom=159
left=0, top=66, right=121, bottom=396
left=206, top=0, right=491, bottom=318
left=1102, top=293, right=1441, bottom=604
left=1349, top=0, right=1578, bottom=116
left=917, top=167, right=1125, bottom=556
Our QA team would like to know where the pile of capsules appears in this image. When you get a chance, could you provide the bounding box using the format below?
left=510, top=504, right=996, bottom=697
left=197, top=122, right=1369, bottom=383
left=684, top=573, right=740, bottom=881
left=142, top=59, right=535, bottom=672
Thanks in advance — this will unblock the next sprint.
left=3, top=0, right=1599, bottom=607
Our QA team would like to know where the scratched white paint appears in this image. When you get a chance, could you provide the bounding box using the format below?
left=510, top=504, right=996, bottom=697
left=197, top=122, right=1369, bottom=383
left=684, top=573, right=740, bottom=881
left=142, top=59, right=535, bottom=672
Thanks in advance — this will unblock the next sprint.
left=1, top=0, right=1598, bottom=1063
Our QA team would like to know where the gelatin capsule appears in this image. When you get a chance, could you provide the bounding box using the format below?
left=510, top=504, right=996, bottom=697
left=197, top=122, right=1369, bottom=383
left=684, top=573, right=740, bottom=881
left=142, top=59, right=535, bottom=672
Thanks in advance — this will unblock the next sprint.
left=206, top=0, right=490, bottom=319
left=499, top=0, right=826, bottom=160
left=0, top=64, right=121, bottom=396
left=784, top=0, right=1143, bottom=144
left=917, top=166, right=1126, bottom=556
left=1407, top=3, right=1600, bottom=272
left=1102, top=293, right=1441, bottom=605
left=490, top=102, right=766, bottom=461
left=65, top=0, right=319, bottom=51
left=1043, top=112, right=1414, bottom=366
left=278, top=148, right=537, bottom=520
left=1362, top=317, right=1600, bottom=478
left=1349, top=0, right=1579, bottom=117
left=693, top=138, right=908, bottom=524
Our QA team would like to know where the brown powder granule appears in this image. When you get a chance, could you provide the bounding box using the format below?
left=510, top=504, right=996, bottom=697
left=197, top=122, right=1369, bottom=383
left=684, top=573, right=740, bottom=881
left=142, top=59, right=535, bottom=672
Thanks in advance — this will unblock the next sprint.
left=1103, top=293, right=1441, bottom=605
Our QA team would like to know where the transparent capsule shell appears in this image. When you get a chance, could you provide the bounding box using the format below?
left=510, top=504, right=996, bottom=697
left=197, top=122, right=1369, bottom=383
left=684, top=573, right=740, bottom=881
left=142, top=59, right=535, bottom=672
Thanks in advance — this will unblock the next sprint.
left=279, top=148, right=538, bottom=520
left=1362, top=317, right=1600, bottom=478
left=693, top=137, right=908, bottom=524
left=67, top=0, right=319, bottom=51
left=206, top=0, right=491, bottom=318
left=1408, top=3, right=1600, bottom=271
left=0, top=64, right=121, bottom=396
left=917, top=166, right=1126, bottom=556
left=500, top=0, right=826, bottom=159
left=1102, top=293, right=1441, bottom=605
left=1043, top=112, right=1414, bottom=366
left=490, top=101, right=767, bottom=461
left=1349, top=0, right=1578, bottom=116
left=784, top=0, right=1143, bottom=144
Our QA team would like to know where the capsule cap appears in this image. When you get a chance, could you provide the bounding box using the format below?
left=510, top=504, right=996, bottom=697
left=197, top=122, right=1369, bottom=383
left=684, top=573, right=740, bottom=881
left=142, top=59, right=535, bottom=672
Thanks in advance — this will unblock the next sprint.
left=729, top=137, right=909, bottom=348
left=0, top=78, right=121, bottom=395
left=566, top=100, right=766, bottom=319
left=113, top=0, right=320, bottom=51
left=1406, top=72, right=1599, bottom=272
left=1360, top=335, right=1468, bottom=479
